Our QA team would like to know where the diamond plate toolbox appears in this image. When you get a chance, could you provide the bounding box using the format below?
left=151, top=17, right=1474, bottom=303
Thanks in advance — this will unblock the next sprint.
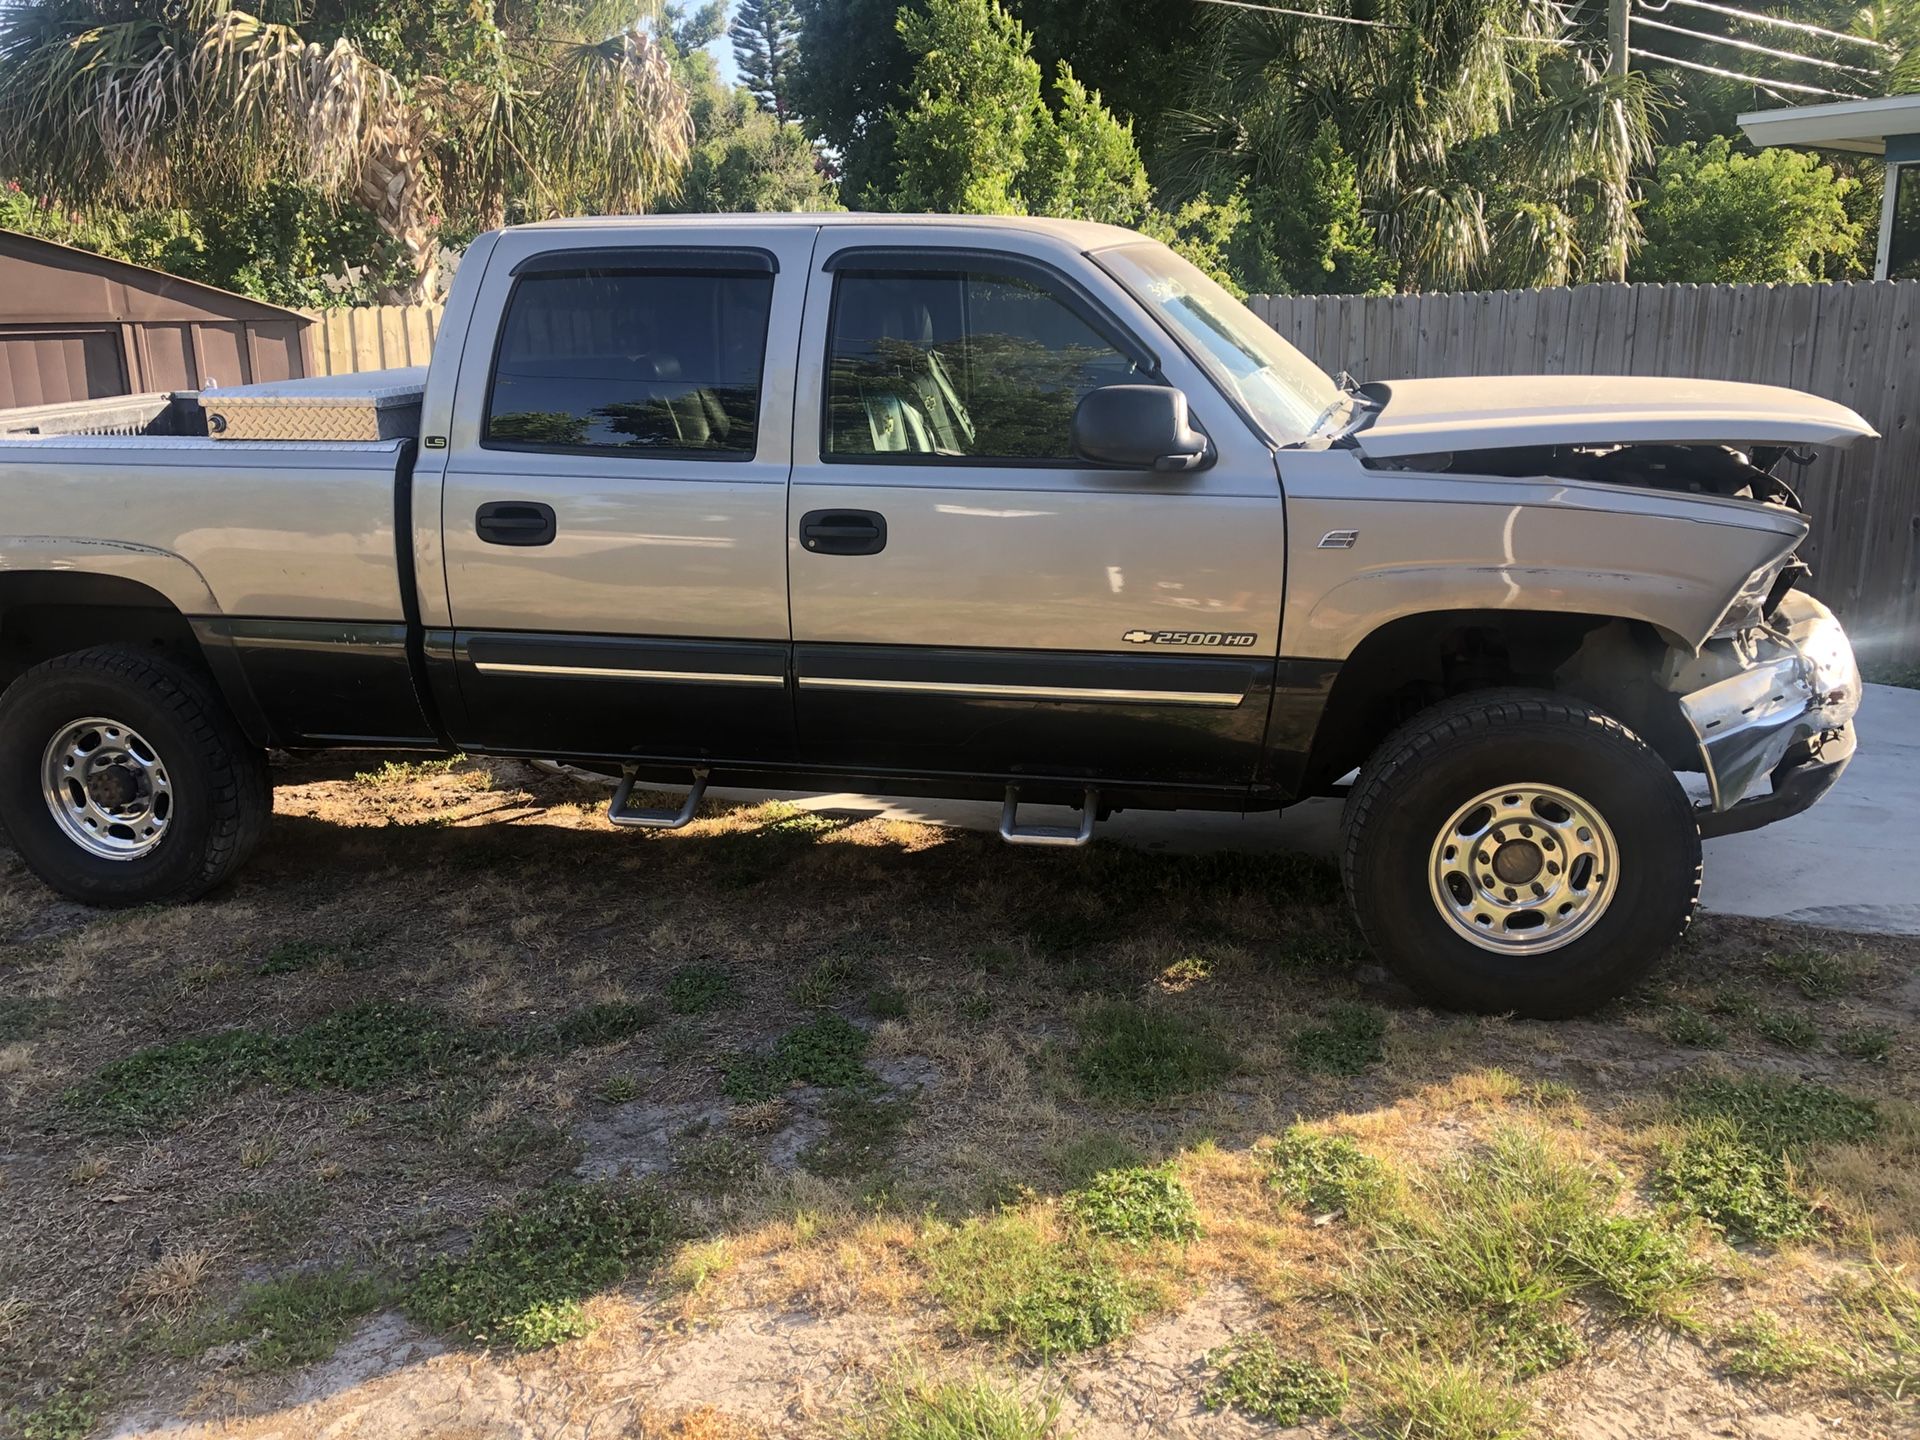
left=198, top=367, right=428, bottom=442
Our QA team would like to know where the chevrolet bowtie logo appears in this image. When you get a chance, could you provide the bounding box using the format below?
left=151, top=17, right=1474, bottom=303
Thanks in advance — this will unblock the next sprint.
left=1122, top=630, right=1155, bottom=644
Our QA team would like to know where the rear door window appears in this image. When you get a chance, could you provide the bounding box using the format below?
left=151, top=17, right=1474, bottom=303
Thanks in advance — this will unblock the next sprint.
left=486, top=266, right=774, bottom=457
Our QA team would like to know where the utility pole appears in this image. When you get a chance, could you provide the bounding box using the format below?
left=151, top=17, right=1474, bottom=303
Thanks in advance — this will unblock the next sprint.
left=1608, top=0, right=1630, bottom=76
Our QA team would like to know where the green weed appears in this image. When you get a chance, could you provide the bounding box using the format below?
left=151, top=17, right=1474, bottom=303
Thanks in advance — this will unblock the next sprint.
left=673, top=1131, right=762, bottom=1195
left=1201, top=1335, right=1347, bottom=1423
left=1660, top=1010, right=1728, bottom=1049
left=1367, top=1351, right=1531, bottom=1440
left=1289, top=1003, right=1387, bottom=1075
left=1074, top=1002, right=1235, bottom=1104
left=1053, top=1135, right=1146, bottom=1189
left=469, top=1117, right=580, bottom=1178
left=1675, top=1074, right=1879, bottom=1151
left=1838, top=1025, right=1895, bottom=1064
left=190, top=1267, right=388, bottom=1371
left=1265, top=1126, right=1388, bottom=1217
left=665, top=963, right=738, bottom=1015
left=16, top=1371, right=102, bottom=1440
left=406, top=1182, right=677, bottom=1349
left=1062, top=1163, right=1198, bottom=1246
left=1720, top=1312, right=1825, bottom=1380
left=597, top=1076, right=639, bottom=1103
left=793, top=951, right=868, bottom=1008
left=355, top=755, right=464, bottom=785
left=1754, top=1011, right=1819, bottom=1051
left=0, top=997, right=57, bottom=1041
left=723, top=1013, right=874, bottom=1101
left=857, top=1370, right=1060, bottom=1440
left=803, top=1091, right=912, bottom=1178
left=1764, top=947, right=1854, bottom=1000
left=864, top=985, right=910, bottom=1020
left=258, top=938, right=345, bottom=975
left=535, top=1001, right=658, bottom=1052
left=1653, top=1123, right=1819, bottom=1244
left=924, top=1214, right=1148, bottom=1358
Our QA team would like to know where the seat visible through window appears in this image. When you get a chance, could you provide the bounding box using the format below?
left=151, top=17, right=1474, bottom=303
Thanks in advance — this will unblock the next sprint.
left=486, top=268, right=772, bottom=455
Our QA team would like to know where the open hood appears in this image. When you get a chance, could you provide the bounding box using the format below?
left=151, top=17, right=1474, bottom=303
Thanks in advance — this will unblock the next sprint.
left=1348, top=374, right=1877, bottom=459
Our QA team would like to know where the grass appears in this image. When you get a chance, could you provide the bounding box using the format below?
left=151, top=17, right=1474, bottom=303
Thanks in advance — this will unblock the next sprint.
left=354, top=755, right=465, bottom=785
left=1201, top=1335, right=1347, bottom=1424
left=665, top=962, right=739, bottom=1015
left=1764, top=947, right=1855, bottom=1000
left=1350, top=1130, right=1702, bottom=1378
left=1074, top=1001, right=1235, bottom=1103
left=1754, top=1010, right=1819, bottom=1051
left=722, top=1013, right=874, bottom=1102
left=856, top=1370, right=1060, bottom=1440
left=1367, top=1352, right=1531, bottom=1440
left=923, top=1214, right=1151, bottom=1358
left=1264, top=1125, right=1389, bottom=1216
left=406, top=1182, right=677, bottom=1349
left=534, top=1000, right=658, bottom=1052
left=1654, top=1123, right=1820, bottom=1244
left=673, top=1131, right=763, bottom=1195
left=1061, top=1163, right=1198, bottom=1246
left=1660, top=1009, right=1728, bottom=1049
left=184, top=1267, right=388, bottom=1371
left=0, top=997, right=56, bottom=1042
left=1289, top=1002, right=1387, bottom=1075
left=1719, top=1312, right=1826, bottom=1380
left=1838, top=1025, right=1895, bottom=1064
left=1830, top=1262, right=1920, bottom=1400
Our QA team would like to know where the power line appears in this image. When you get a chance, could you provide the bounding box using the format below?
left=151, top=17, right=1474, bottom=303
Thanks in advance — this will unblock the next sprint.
left=1191, top=0, right=1575, bottom=43
left=1627, top=46, right=1862, bottom=98
left=1634, top=0, right=1893, bottom=54
left=1632, top=13, right=1884, bottom=77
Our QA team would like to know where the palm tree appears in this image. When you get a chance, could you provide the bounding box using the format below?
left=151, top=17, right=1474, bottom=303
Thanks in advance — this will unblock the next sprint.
left=0, top=1, right=695, bottom=301
left=1162, top=0, right=1659, bottom=289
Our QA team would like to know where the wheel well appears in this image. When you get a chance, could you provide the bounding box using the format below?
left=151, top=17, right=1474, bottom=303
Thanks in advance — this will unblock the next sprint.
left=0, top=573, right=206, bottom=693
left=1296, top=609, right=1693, bottom=795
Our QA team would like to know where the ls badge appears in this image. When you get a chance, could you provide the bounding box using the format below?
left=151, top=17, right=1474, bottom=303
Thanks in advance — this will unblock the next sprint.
left=1123, top=629, right=1258, bottom=647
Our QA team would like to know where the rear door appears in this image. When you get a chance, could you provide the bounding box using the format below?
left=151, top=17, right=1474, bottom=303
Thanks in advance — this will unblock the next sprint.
left=435, top=224, right=815, bottom=762
left=786, top=225, right=1288, bottom=792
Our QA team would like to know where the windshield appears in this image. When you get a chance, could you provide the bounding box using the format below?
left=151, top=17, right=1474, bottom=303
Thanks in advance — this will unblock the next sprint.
left=1096, top=242, right=1345, bottom=446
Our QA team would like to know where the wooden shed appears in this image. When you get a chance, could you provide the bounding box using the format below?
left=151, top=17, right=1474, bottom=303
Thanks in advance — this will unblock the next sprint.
left=0, top=229, right=313, bottom=408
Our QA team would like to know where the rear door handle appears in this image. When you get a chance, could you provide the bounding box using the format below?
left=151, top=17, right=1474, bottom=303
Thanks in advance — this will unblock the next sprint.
left=799, top=509, right=887, bottom=556
left=476, top=501, right=556, bottom=546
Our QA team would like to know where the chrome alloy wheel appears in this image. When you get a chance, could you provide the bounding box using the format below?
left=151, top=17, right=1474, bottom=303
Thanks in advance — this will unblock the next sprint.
left=40, top=717, right=174, bottom=860
left=1427, top=783, right=1617, bottom=954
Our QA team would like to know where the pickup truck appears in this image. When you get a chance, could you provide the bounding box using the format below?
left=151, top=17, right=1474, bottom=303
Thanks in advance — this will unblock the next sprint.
left=0, top=214, right=1870, bottom=1017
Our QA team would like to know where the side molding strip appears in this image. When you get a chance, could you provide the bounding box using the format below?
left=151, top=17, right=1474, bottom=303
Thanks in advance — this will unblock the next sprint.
left=797, top=676, right=1244, bottom=707
left=473, top=661, right=785, bottom=686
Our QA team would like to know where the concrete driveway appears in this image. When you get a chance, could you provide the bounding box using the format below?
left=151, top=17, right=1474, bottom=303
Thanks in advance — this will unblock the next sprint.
left=709, top=682, right=1920, bottom=939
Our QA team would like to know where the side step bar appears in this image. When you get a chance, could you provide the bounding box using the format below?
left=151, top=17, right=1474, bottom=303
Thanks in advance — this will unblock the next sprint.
left=608, top=766, right=710, bottom=830
left=999, top=785, right=1099, bottom=848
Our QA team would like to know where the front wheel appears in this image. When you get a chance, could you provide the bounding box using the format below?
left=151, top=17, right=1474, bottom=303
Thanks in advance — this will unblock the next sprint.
left=0, top=648, right=271, bottom=907
left=1341, top=690, right=1700, bottom=1018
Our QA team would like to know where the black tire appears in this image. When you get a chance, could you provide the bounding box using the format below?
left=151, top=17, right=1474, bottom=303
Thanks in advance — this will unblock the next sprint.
left=1341, top=689, right=1700, bottom=1019
left=0, top=647, right=271, bottom=907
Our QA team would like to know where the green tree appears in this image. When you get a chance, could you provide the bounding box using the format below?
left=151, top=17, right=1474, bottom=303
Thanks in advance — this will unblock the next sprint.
left=888, top=0, right=1045, bottom=213
left=0, top=1, right=696, bottom=301
left=789, top=0, right=922, bottom=200
left=1023, top=67, right=1153, bottom=225
left=1632, top=136, right=1865, bottom=284
left=662, top=49, right=837, bottom=213
left=1227, top=121, right=1395, bottom=295
left=732, top=0, right=801, bottom=122
left=1164, top=0, right=1659, bottom=290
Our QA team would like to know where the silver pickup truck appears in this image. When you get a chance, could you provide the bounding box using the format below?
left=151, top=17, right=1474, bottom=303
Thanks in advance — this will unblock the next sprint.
left=0, top=215, right=1870, bottom=1017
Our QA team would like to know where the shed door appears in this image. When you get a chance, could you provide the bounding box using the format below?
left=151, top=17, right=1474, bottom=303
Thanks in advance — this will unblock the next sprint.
left=0, top=327, right=127, bottom=408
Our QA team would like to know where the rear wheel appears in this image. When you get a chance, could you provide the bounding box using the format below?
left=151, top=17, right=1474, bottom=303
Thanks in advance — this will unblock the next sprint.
left=0, top=648, right=270, bottom=906
left=1341, top=690, right=1699, bottom=1018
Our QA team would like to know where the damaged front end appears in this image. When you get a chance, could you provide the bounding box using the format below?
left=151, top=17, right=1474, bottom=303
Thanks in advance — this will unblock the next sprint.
left=1661, top=589, right=1861, bottom=837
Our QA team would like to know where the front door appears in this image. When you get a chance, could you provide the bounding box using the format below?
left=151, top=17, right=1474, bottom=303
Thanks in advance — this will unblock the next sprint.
left=786, top=225, right=1288, bottom=793
left=434, top=226, right=815, bottom=762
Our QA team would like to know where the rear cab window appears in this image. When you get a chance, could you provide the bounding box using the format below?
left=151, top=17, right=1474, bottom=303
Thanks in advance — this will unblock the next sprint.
left=485, top=254, right=775, bottom=459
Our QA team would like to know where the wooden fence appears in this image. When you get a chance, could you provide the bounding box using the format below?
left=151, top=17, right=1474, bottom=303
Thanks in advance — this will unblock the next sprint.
left=302, top=285, right=1920, bottom=662
left=303, top=304, right=444, bottom=375
left=1251, top=281, right=1920, bottom=665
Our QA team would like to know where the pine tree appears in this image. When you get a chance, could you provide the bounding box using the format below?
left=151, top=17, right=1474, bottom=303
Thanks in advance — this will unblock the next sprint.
left=732, top=0, right=801, bottom=123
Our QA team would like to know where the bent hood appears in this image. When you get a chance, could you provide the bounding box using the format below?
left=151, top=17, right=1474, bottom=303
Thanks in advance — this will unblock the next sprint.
left=1349, top=374, right=1877, bottom=459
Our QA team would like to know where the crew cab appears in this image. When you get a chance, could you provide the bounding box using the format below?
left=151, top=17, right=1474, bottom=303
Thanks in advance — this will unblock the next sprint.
left=0, top=215, right=1870, bottom=1017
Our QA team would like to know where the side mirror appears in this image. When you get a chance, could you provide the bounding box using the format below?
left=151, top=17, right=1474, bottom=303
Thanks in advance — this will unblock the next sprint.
left=1071, top=385, right=1214, bottom=473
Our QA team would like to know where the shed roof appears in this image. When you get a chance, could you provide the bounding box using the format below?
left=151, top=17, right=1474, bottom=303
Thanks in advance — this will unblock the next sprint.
left=0, top=228, right=310, bottom=327
left=1738, top=93, right=1920, bottom=156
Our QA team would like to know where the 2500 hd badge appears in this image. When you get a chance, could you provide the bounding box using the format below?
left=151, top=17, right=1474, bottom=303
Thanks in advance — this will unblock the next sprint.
left=1122, top=630, right=1260, bottom=646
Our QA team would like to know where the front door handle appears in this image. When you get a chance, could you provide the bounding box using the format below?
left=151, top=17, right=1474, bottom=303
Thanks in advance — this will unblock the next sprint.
left=799, top=508, right=887, bottom=556
left=476, top=501, right=556, bottom=546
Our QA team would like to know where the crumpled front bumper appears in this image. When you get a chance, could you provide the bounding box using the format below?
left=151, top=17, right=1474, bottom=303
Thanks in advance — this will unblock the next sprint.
left=1674, top=591, right=1861, bottom=837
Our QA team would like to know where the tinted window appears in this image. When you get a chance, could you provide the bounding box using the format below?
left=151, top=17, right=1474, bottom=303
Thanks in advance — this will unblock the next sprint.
left=824, top=268, right=1142, bottom=461
left=1891, top=163, right=1920, bottom=282
left=486, top=268, right=773, bottom=456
